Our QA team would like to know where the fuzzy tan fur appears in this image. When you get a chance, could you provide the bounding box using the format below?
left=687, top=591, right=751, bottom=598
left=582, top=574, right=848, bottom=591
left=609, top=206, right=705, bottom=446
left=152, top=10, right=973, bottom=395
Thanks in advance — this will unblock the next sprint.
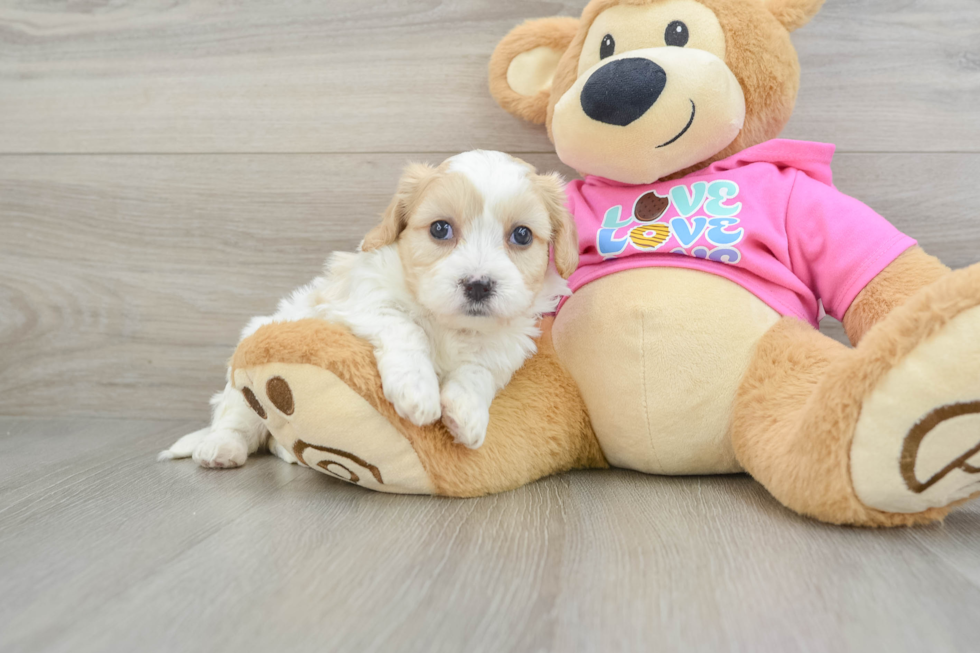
left=733, top=263, right=980, bottom=526
left=361, top=163, right=438, bottom=251
left=233, top=317, right=607, bottom=497
left=842, top=246, right=950, bottom=345
left=764, top=0, right=825, bottom=32
left=488, top=17, right=580, bottom=125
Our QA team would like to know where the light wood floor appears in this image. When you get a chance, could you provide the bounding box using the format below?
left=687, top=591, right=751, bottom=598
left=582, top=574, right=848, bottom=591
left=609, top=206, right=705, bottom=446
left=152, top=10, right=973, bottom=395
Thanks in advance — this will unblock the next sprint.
left=1, top=1, right=979, bottom=651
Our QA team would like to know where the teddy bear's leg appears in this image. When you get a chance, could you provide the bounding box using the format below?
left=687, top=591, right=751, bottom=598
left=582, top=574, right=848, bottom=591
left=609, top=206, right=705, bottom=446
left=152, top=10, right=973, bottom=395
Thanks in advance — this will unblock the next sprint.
left=231, top=317, right=607, bottom=497
left=732, top=263, right=980, bottom=526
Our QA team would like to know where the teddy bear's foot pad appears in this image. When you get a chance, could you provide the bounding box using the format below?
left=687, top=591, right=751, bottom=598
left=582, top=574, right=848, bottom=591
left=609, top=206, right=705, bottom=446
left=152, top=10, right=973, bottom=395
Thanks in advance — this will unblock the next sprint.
left=233, top=362, right=436, bottom=494
left=851, top=304, right=980, bottom=513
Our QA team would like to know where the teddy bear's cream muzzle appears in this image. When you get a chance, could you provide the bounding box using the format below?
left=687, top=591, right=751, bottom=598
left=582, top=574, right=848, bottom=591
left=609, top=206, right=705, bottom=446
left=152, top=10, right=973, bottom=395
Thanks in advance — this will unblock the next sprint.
left=552, top=47, right=745, bottom=185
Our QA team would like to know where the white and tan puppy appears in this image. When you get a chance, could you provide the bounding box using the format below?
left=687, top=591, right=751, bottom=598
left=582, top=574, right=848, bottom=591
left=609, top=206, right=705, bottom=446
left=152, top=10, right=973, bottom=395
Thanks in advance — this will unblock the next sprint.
left=160, top=150, right=579, bottom=468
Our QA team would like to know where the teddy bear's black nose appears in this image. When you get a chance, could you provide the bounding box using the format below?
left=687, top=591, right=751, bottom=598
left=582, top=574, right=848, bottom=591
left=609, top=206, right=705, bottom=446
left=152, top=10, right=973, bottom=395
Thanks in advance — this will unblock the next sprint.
left=581, top=58, right=667, bottom=127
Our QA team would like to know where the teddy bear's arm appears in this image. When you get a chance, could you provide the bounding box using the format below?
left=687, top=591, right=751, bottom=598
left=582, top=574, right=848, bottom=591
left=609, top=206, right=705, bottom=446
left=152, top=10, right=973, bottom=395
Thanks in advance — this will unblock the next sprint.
left=842, top=246, right=949, bottom=345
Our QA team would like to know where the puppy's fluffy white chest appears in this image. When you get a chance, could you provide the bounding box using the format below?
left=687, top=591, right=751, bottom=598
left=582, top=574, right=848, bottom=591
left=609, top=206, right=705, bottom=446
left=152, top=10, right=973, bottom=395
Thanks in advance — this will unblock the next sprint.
left=423, top=314, right=539, bottom=388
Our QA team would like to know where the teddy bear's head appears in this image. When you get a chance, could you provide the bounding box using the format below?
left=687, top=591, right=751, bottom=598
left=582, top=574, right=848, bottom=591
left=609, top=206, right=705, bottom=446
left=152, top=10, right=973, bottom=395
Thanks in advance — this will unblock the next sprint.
left=490, top=0, right=824, bottom=184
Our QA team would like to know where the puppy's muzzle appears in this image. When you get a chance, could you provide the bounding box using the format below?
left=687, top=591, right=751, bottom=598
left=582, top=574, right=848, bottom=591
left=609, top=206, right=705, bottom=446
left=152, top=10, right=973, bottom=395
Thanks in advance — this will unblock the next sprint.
left=581, top=58, right=667, bottom=127
left=462, top=277, right=495, bottom=304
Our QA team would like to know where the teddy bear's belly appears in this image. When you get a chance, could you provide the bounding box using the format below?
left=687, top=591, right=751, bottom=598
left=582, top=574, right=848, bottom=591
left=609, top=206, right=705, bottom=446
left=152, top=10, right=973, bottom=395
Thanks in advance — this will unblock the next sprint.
left=553, top=267, right=781, bottom=475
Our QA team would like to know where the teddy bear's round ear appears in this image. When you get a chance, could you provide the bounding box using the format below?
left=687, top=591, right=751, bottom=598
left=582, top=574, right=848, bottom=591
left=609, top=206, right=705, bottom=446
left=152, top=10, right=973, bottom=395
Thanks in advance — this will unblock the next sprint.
left=489, top=17, right=579, bottom=125
left=764, top=0, right=825, bottom=32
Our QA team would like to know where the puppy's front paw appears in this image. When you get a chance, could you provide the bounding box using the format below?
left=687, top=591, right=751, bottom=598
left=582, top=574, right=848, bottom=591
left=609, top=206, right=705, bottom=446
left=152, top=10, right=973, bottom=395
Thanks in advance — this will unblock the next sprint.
left=193, top=431, right=248, bottom=469
left=382, top=364, right=442, bottom=427
left=441, top=382, right=490, bottom=449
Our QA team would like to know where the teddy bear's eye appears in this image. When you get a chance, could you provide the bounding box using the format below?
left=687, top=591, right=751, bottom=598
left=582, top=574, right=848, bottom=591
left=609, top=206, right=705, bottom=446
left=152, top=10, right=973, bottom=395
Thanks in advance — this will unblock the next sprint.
left=665, top=21, right=689, bottom=47
left=600, top=34, right=616, bottom=60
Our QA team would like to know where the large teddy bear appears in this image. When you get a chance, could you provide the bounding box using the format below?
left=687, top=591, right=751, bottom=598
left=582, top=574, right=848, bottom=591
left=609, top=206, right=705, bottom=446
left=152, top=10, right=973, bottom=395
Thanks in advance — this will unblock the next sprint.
left=227, top=0, right=980, bottom=526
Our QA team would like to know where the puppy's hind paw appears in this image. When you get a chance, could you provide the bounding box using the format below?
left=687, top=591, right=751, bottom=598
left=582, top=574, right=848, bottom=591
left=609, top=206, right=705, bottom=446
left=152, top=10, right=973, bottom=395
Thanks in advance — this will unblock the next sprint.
left=193, top=432, right=248, bottom=469
left=158, top=426, right=209, bottom=462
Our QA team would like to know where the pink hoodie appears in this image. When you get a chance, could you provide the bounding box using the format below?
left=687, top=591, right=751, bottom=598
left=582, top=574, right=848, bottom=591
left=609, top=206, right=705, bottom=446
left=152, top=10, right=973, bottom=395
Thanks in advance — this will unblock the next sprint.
left=562, top=139, right=915, bottom=327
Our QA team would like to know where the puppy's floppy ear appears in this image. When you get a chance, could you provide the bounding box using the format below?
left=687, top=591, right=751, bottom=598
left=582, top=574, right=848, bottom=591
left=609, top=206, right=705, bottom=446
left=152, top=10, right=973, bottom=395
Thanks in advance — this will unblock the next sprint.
left=489, top=17, right=579, bottom=125
left=361, top=163, right=436, bottom=251
left=533, top=172, right=579, bottom=279
left=763, top=0, right=824, bottom=32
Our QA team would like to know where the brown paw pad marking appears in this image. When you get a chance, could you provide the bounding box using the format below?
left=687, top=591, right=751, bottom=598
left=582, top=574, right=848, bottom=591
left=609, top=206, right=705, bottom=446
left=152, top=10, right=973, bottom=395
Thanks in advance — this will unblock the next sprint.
left=633, top=190, right=670, bottom=222
left=266, top=376, right=294, bottom=415
left=319, top=461, right=360, bottom=483
left=901, top=401, right=980, bottom=493
left=241, top=386, right=267, bottom=419
left=293, top=440, right=384, bottom=486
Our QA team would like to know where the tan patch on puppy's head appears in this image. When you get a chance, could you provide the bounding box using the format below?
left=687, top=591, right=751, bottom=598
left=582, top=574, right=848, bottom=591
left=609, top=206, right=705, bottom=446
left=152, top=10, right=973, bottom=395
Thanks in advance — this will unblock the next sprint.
left=361, top=163, right=439, bottom=252
left=394, top=168, right=485, bottom=297
left=489, top=176, right=554, bottom=297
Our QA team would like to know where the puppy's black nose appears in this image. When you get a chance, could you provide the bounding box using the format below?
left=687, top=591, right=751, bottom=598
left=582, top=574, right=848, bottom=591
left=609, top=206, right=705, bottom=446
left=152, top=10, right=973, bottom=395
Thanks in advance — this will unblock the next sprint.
left=463, top=277, right=495, bottom=303
left=581, top=58, right=667, bottom=127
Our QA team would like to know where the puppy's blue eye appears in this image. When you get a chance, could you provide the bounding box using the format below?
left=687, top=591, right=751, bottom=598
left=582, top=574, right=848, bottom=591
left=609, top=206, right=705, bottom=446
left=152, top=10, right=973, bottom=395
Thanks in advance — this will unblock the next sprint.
left=510, top=226, right=533, bottom=246
left=430, top=220, right=453, bottom=240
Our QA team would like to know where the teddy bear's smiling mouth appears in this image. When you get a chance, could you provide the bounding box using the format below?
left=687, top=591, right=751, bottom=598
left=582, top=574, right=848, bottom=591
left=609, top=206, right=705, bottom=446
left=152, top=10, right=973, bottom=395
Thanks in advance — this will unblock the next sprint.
left=656, top=99, right=696, bottom=149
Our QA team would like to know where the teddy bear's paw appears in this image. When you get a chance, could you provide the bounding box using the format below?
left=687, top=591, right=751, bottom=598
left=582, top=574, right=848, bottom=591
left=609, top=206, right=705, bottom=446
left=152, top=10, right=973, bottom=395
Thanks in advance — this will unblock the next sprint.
left=381, top=363, right=442, bottom=427
left=231, top=357, right=438, bottom=494
left=851, top=304, right=980, bottom=514
left=192, top=430, right=249, bottom=469
left=440, top=381, right=489, bottom=450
